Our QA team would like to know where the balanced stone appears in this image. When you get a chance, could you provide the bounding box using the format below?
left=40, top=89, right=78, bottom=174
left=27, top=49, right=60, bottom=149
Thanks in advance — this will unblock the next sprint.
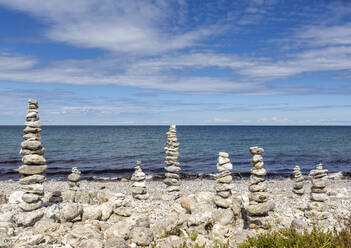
left=22, top=154, right=46, bottom=165
left=131, top=161, right=149, bottom=200
left=163, top=125, right=181, bottom=198
left=247, top=146, right=272, bottom=230
left=305, top=163, right=329, bottom=220
left=292, top=166, right=304, bottom=195
left=18, top=99, right=47, bottom=221
left=214, top=152, right=232, bottom=208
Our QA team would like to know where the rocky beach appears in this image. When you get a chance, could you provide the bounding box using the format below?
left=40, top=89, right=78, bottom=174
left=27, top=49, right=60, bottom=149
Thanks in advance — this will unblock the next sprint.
left=0, top=100, right=350, bottom=248
left=0, top=175, right=350, bottom=248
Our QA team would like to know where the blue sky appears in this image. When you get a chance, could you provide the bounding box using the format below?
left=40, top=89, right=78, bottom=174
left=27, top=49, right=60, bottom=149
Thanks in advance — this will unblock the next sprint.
left=0, top=0, right=351, bottom=125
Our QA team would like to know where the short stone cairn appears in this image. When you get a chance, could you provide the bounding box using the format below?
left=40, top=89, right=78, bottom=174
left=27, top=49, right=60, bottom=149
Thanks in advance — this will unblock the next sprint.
left=18, top=99, right=47, bottom=212
left=164, top=124, right=181, bottom=197
left=68, top=167, right=81, bottom=192
left=214, top=152, right=233, bottom=208
left=305, top=163, right=329, bottom=220
left=131, top=161, right=149, bottom=200
left=292, top=165, right=304, bottom=195
left=246, top=146, right=272, bottom=230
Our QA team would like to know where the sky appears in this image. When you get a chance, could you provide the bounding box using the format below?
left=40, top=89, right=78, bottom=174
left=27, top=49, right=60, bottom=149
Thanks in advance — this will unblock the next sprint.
left=0, top=0, right=351, bottom=125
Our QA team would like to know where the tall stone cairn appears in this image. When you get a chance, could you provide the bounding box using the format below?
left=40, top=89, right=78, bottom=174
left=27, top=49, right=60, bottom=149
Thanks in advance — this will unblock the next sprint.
left=214, top=152, right=233, bottom=208
left=18, top=99, right=47, bottom=212
left=131, top=161, right=149, bottom=200
left=164, top=124, right=181, bottom=197
left=305, top=163, right=329, bottom=220
left=292, top=166, right=304, bottom=195
left=246, top=146, right=271, bottom=230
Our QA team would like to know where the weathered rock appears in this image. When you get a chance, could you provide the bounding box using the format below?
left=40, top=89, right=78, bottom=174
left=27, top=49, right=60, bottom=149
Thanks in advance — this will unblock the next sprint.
left=18, top=164, right=47, bottom=175
left=246, top=202, right=271, bottom=216
left=19, top=175, right=45, bottom=185
left=62, top=203, right=83, bottom=222
left=105, top=238, right=129, bottom=248
left=82, top=205, right=102, bottom=221
left=21, top=140, right=41, bottom=150
left=12, top=209, right=44, bottom=227
left=130, top=227, right=154, bottom=246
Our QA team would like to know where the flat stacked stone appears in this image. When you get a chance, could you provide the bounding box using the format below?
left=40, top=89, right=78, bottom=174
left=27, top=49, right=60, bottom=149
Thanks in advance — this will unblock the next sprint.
left=305, top=163, right=329, bottom=220
left=164, top=125, right=181, bottom=197
left=214, top=152, right=233, bottom=208
left=18, top=99, right=47, bottom=212
left=292, top=166, right=304, bottom=195
left=131, top=161, right=149, bottom=200
left=246, top=146, right=272, bottom=230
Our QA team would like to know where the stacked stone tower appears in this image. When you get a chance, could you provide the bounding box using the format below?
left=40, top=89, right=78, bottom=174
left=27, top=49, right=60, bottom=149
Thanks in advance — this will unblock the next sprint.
left=246, top=146, right=272, bottom=229
left=18, top=99, right=47, bottom=212
left=292, top=166, right=304, bottom=195
left=214, top=152, right=233, bottom=208
left=68, top=167, right=81, bottom=191
left=131, top=161, right=149, bottom=200
left=305, top=163, right=329, bottom=220
left=164, top=125, right=181, bottom=197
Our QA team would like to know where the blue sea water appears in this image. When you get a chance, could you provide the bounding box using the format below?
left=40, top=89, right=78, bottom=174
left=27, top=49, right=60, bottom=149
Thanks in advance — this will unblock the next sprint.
left=0, top=125, right=350, bottom=180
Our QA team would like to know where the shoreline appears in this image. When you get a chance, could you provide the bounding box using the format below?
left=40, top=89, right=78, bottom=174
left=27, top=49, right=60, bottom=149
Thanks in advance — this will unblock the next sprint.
left=1, top=170, right=349, bottom=182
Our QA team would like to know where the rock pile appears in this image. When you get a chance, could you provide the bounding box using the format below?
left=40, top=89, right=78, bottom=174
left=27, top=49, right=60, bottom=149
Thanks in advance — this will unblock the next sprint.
left=305, top=163, right=329, bottom=220
left=246, top=146, right=272, bottom=230
left=292, top=166, right=304, bottom=195
left=164, top=124, right=181, bottom=197
left=18, top=99, right=47, bottom=212
left=214, top=152, right=233, bottom=208
left=131, top=161, right=149, bottom=200
left=67, top=167, right=81, bottom=201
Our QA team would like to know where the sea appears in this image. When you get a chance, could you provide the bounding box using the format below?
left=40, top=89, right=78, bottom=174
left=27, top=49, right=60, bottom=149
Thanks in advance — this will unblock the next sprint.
left=0, top=125, right=350, bottom=180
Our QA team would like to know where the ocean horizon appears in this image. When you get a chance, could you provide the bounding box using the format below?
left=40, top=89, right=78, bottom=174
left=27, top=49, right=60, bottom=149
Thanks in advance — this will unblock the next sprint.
left=1, top=125, right=351, bottom=180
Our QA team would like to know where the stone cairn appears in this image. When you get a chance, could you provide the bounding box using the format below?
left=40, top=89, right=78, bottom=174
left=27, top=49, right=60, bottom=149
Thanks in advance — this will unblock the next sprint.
left=305, top=163, right=329, bottom=220
left=164, top=125, right=181, bottom=197
left=68, top=167, right=81, bottom=199
left=131, top=161, right=149, bottom=200
left=292, top=166, right=304, bottom=195
left=246, top=146, right=271, bottom=230
left=214, top=152, right=233, bottom=208
left=18, top=99, right=47, bottom=212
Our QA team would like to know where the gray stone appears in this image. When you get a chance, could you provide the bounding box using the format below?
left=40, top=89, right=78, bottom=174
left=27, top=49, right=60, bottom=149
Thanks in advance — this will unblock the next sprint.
left=165, top=165, right=181, bottom=173
left=62, top=203, right=83, bottom=222
left=249, top=146, right=264, bottom=155
left=130, top=227, right=154, bottom=246
left=312, top=178, right=327, bottom=188
left=250, top=168, right=267, bottom=176
left=21, top=140, right=41, bottom=150
left=19, top=200, right=42, bottom=211
left=214, top=195, right=232, bottom=208
left=19, top=175, right=45, bottom=185
left=19, top=147, right=45, bottom=155
left=114, top=206, right=132, bottom=217
left=248, top=181, right=267, bottom=192
left=68, top=173, right=80, bottom=182
left=20, top=183, right=44, bottom=194
left=22, top=193, right=41, bottom=203
left=25, top=121, right=41, bottom=128
left=12, top=209, right=44, bottom=227
left=105, top=238, right=129, bottom=248
left=290, top=219, right=308, bottom=230
left=164, top=178, right=181, bottom=186
left=82, top=205, right=102, bottom=221
left=18, top=164, right=47, bottom=175
left=22, top=154, right=46, bottom=165
left=246, top=202, right=270, bottom=216
left=23, top=127, right=41, bottom=133
left=251, top=155, right=263, bottom=163
left=310, top=192, right=328, bottom=202
left=249, top=192, right=269, bottom=203
left=216, top=175, right=232, bottom=183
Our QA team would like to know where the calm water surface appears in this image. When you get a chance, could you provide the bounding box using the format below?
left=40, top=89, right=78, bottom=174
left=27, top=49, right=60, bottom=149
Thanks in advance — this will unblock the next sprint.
left=0, top=126, right=350, bottom=180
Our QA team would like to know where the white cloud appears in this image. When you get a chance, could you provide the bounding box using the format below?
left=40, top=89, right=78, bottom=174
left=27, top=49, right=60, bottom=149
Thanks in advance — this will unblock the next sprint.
left=0, top=0, right=219, bottom=55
